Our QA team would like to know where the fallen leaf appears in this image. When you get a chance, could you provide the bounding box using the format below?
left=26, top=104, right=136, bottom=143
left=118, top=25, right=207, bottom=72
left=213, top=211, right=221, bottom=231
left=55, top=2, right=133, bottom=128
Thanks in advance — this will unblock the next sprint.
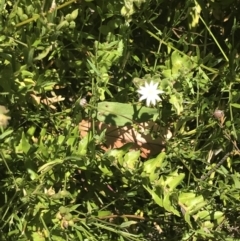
left=79, top=119, right=172, bottom=158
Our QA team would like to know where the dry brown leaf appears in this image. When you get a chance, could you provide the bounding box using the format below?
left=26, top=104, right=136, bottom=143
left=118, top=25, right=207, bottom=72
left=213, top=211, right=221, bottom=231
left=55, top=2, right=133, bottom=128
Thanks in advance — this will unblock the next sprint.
left=79, top=119, right=172, bottom=158
left=30, top=92, right=65, bottom=110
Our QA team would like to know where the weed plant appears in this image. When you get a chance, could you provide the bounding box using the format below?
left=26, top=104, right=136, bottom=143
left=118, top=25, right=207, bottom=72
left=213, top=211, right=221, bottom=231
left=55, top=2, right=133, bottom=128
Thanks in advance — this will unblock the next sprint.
left=1, top=0, right=240, bottom=240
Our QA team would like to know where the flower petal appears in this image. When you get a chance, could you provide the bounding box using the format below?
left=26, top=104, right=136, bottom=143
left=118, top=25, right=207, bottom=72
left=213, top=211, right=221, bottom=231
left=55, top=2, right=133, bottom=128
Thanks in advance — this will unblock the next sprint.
left=137, top=80, right=164, bottom=106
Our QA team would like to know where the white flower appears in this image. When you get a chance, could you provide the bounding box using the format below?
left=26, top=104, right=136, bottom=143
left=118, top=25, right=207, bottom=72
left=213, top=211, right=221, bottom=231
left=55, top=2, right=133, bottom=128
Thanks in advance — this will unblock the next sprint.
left=79, top=98, right=87, bottom=107
left=137, top=81, right=164, bottom=107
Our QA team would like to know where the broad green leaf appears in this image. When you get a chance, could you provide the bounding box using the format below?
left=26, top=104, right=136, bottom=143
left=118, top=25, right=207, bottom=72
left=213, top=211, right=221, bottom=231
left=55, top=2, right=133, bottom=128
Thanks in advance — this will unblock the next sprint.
left=97, top=102, right=158, bottom=126
left=76, top=230, right=83, bottom=241
left=180, top=194, right=207, bottom=215
left=213, top=211, right=225, bottom=224
left=196, top=210, right=211, bottom=221
left=123, top=150, right=140, bottom=170
left=171, top=51, right=184, bottom=71
left=27, top=126, right=36, bottom=136
left=179, top=192, right=196, bottom=203
left=143, top=185, right=163, bottom=207
left=98, top=163, right=113, bottom=176
left=167, top=173, right=185, bottom=191
left=106, top=143, right=132, bottom=165
left=142, top=152, right=166, bottom=181
left=189, top=200, right=207, bottom=215
left=162, top=69, right=173, bottom=78
left=163, top=193, right=180, bottom=216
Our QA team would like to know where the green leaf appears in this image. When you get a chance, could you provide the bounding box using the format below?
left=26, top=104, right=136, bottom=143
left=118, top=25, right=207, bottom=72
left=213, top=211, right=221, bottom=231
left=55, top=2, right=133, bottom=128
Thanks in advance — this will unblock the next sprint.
left=98, top=211, right=112, bottom=217
left=169, top=95, right=183, bottom=115
left=120, top=221, right=137, bottom=228
left=196, top=210, right=211, bottom=221
left=98, top=163, right=113, bottom=176
left=143, top=185, right=163, bottom=207
left=0, top=129, right=13, bottom=140
left=179, top=192, right=196, bottom=203
left=34, top=45, right=52, bottom=61
left=171, top=51, right=184, bottom=71
left=77, top=133, right=92, bottom=156
left=183, top=211, right=193, bottom=228
left=166, top=172, right=185, bottom=191
left=21, top=131, right=31, bottom=154
left=106, top=143, right=132, bottom=166
left=142, top=152, right=166, bottom=181
left=123, top=150, right=140, bottom=170
left=97, top=102, right=158, bottom=126
left=232, top=173, right=240, bottom=189
left=163, top=193, right=180, bottom=216
left=231, top=103, right=240, bottom=108
left=38, top=159, right=63, bottom=173
left=31, top=232, right=46, bottom=241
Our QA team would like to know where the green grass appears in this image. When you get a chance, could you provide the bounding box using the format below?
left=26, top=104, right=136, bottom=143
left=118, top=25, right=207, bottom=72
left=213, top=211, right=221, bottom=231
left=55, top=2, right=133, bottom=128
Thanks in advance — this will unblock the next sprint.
left=1, top=0, right=240, bottom=240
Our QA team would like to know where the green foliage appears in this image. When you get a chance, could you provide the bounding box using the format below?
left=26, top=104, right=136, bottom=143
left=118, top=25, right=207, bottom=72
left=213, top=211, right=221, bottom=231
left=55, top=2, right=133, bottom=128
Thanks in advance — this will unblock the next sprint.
left=1, top=0, right=240, bottom=240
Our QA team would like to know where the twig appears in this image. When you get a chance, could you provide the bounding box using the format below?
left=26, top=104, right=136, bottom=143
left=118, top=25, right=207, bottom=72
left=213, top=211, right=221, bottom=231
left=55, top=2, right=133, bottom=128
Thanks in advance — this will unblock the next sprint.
left=200, top=152, right=231, bottom=181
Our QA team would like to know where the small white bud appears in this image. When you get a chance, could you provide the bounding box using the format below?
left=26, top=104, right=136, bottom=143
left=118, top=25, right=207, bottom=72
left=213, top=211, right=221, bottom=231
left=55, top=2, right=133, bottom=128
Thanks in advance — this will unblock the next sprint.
left=79, top=98, right=87, bottom=107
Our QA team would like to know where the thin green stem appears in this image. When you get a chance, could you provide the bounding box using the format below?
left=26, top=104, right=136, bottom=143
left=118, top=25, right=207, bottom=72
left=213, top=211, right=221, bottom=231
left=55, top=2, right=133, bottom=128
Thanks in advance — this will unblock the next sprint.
left=199, top=15, right=229, bottom=62
left=229, top=83, right=237, bottom=139
left=0, top=150, right=19, bottom=190
left=145, top=29, right=218, bottom=74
